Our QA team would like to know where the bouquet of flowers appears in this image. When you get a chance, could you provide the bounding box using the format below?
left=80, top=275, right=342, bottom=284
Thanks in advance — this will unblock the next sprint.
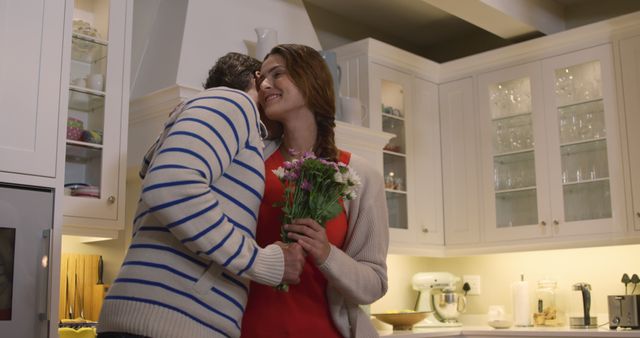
left=272, top=150, right=361, bottom=290
left=273, top=150, right=361, bottom=240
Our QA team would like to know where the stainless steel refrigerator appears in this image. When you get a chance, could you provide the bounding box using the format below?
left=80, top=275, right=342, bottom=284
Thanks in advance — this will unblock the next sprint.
left=0, top=183, right=53, bottom=337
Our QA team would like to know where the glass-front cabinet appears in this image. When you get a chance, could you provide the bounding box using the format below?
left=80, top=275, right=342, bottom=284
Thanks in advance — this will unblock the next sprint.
left=479, top=62, right=550, bottom=241
left=65, top=0, right=109, bottom=200
left=542, top=45, right=625, bottom=237
left=332, top=40, right=444, bottom=250
left=479, top=44, right=626, bottom=242
left=552, top=62, right=609, bottom=222
left=489, top=75, right=540, bottom=229
left=63, top=0, right=130, bottom=233
left=370, top=64, right=417, bottom=243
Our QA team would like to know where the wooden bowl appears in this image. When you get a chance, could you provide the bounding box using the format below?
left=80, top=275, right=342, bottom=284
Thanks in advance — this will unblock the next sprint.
left=372, top=311, right=429, bottom=330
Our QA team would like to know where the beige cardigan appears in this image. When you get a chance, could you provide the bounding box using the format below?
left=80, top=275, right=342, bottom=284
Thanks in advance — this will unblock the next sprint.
left=264, top=142, right=390, bottom=338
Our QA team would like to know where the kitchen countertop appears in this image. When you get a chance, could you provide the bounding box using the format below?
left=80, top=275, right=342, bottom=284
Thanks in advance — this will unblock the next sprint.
left=379, top=326, right=640, bottom=338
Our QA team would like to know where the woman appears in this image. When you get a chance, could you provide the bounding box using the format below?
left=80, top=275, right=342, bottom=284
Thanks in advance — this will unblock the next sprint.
left=241, top=44, right=389, bottom=338
left=97, top=53, right=305, bottom=338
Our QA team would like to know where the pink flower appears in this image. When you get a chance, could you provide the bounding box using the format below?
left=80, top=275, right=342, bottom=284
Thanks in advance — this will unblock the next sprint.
left=301, top=179, right=312, bottom=191
left=285, top=171, right=299, bottom=181
left=271, top=151, right=361, bottom=292
left=288, top=148, right=300, bottom=157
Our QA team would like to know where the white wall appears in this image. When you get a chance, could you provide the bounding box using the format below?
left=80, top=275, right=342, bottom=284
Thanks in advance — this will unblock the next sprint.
left=130, top=0, right=321, bottom=99
left=176, top=0, right=321, bottom=89
left=374, top=244, right=640, bottom=324
left=130, top=0, right=187, bottom=99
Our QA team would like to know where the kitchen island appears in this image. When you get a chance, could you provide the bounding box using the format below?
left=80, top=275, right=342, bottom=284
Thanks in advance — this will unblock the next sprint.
left=380, top=326, right=640, bottom=338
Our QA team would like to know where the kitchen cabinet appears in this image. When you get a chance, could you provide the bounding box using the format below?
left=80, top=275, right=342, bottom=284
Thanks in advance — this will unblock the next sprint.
left=619, top=34, right=640, bottom=232
left=62, top=0, right=132, bottom=238
left=0, top=0, right=65, bottom=177
left=372, top=63, right=416, bottom=243
left=477, top=44, right=626, bottom=243
left=1, top=2, right=70, bottom=336
left=439, top=78, right=482, bottom=245
left=332, top=40, right=445, bottom=252
left=412, top=77, right=444, bottom=245
left=331, top=14, right=640, bottom=254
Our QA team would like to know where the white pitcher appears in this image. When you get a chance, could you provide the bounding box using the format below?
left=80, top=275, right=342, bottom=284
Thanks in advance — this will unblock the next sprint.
left=340, top=96, right=367, bottom=126
left=255, top=27, right=277, bottom=60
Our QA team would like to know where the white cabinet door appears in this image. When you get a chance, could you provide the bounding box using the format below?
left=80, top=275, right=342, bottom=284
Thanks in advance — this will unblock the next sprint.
left=412, top=77, right=444, bottom=245
left=370, top=63, right=418, bottom=244
left=0, top=0, right=65, bottom=177
left=477, top=45, right=626, bottom=243
left=440, top=78, right=482, bottom=245
left=478, top=62, right=552, bottom=242
left=618, top=35, right=640, bottom=232
left=63, top=0, right=131, bottom=234
left=541, top=44, right=626, bottom=237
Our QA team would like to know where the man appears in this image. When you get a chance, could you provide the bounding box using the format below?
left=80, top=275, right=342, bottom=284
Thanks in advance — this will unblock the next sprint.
left=97, top=53, right=305, bottom=338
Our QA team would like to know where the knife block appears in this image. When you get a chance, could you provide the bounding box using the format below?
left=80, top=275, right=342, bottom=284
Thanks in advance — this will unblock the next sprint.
left=58, top=254, right=109, bottom=322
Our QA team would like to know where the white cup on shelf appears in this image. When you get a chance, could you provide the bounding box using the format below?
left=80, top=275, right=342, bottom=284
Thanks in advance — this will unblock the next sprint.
left=71, top=77, right=86, bottom=88
left=70, top=78, right=88, bottom=106
left=87, top=73, right=104, bottom=91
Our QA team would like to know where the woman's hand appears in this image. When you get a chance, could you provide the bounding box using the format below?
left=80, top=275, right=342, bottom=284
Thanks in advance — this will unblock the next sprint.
left=284, top=218, right=330, bottom=265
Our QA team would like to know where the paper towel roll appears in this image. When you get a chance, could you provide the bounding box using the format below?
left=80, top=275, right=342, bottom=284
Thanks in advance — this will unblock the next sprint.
left=512, top=280, right=531, bottom=327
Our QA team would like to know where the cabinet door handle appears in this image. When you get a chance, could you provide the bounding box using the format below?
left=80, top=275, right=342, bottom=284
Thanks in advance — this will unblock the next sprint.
left=553, top=219, right=559, bottom=225
left=636, top=212, right=640, bottom=218
left=107, top=195, right=116, bottom=204
left=38, top=229, right=51, bottom=321
left=540, top=221, right=546, bottom=226
left=422, top=227, right=429, bottom=233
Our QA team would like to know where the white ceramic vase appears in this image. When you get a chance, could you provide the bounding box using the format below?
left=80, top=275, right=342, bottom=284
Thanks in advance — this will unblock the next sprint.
left=255, top=27, right=277, bottom=60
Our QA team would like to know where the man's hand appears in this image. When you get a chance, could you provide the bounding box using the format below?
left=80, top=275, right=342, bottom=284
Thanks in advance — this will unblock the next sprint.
left=276, top=241, right=305, bottom=284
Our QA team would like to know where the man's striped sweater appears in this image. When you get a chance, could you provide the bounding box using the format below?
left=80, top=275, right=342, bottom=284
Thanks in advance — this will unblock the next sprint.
left=97, top=87, right=284, bottom=338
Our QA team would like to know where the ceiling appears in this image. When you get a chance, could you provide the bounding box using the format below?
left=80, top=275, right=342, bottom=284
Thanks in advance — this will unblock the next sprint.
left=303, top=0, right=640, bottom=62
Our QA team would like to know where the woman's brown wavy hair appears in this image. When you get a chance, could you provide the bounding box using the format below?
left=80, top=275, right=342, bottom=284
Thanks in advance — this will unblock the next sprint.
left=266, top=44, right=339, bottom=162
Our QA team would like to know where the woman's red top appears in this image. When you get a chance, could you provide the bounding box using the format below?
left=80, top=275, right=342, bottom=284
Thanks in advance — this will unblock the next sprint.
left=240, top=149, right=351, bottom=338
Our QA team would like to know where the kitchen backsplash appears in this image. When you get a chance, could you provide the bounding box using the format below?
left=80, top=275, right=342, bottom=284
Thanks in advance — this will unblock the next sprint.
left=64, top=205, right=639, bottom=325
left=374, top=244, right=640, bottom=322
left=61, top=235, right=127, bottom=286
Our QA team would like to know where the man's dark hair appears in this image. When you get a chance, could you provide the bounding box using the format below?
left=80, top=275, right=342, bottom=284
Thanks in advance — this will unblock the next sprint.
left=203, top=52, right=261, bottom=91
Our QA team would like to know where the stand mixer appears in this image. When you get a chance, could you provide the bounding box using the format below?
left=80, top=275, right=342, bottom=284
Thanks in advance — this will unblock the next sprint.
left=412, top=272, right=467, bottom=327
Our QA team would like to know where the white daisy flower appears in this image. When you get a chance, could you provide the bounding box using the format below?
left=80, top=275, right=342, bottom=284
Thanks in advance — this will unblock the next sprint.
left=346, top=168, right=361, bottom=187
left=272, top=167, right=286, bottom=179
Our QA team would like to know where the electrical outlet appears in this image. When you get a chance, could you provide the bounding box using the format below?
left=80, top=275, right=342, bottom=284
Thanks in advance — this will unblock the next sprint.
left=463, top=275, right=481, bottom=295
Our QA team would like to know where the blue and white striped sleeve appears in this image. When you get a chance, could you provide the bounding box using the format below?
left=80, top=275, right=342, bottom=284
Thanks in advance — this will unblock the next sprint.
left=139, top=88, right=284, bottom=286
